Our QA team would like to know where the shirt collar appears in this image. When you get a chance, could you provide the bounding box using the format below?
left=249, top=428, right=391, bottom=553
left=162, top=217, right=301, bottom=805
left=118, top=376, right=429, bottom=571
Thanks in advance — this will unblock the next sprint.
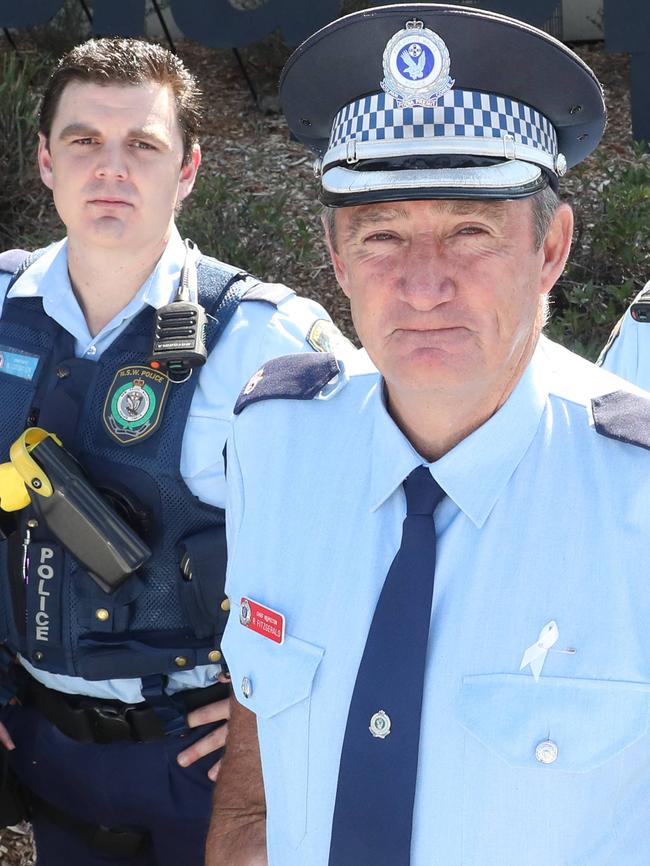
left=7, top=229, right=187, bottom=343
left=369, top=342, right=550, bottom=527
left=138, top=228, right=185, bottom=310
left=368, top=381, right=429, bottom=512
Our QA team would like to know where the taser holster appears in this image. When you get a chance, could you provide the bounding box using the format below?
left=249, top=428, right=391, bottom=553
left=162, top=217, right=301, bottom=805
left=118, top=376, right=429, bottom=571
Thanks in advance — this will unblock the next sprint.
left=0, top=428, right=151, bottom=593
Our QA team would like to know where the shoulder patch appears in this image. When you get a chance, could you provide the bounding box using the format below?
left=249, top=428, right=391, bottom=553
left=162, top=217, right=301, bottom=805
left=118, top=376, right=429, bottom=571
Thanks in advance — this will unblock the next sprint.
left=234, top=352, right=340, bottom=415
left=592, top=390, right=650, bottom=451
left=307, top=319, right=355, bottom=354
left=0, top=249, right=30, bottom=275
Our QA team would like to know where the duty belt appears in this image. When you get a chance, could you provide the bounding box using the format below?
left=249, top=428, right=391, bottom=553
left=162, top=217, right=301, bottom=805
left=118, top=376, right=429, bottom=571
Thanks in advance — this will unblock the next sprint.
left=22, top=674, right=230, bottom=744
left=31, top=794, right=151, bottom=860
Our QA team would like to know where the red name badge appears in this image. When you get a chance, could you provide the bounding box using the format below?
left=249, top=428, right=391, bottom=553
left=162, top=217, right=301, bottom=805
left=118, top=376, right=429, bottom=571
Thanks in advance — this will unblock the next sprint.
left=240, top=597, right=285, bottom=644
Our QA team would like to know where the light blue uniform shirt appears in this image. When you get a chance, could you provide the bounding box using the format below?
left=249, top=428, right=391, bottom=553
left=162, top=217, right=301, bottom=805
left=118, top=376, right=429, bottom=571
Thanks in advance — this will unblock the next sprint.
left=599, top=280, right=650, bottom=389
left=0, top=229, right=337, bottom=702
left=223, top=337, right=650, bottom=866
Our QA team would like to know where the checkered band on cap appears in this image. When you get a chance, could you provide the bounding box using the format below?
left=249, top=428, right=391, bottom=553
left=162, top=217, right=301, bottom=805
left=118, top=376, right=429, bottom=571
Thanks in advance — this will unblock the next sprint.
left=328, top=89, right=558, bottom=158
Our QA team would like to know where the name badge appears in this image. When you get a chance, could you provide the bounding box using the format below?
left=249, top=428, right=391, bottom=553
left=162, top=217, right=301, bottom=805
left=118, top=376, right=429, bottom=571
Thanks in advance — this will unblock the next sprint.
left=0, top=346, right=40, bottom=381
left=240, top=596, right=285, bottom=645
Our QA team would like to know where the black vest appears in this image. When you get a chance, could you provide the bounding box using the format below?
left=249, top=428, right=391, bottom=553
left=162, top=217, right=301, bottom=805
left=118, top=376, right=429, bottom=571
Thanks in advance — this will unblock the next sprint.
left=0, top=252, right=251, bottom=683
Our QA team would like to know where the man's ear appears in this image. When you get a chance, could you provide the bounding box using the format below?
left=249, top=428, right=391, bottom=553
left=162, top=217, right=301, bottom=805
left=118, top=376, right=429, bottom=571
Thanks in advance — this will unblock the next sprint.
left=37, top=133, right=54, bottom=191
left=321, top=212, right=351, bottom=300
left=539, top=202, right=574, bottom=296
left=178, top=143, right=201, bottom=203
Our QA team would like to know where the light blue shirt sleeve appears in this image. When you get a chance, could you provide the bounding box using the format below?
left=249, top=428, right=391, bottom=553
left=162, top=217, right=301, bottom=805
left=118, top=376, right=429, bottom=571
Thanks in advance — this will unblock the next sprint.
left=0, top=273, right=11, bottom=313
left=599, top=283, right=650, bottom=390
left=181, top=292, right=344, bottom=509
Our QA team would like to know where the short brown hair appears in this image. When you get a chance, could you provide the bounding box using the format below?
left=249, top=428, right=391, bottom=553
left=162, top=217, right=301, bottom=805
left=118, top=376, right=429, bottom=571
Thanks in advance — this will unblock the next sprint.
left=39, top=38, right=202, bottom=164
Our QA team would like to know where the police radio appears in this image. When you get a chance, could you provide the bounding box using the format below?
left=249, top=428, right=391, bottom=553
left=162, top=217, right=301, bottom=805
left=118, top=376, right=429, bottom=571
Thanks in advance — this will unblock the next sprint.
left=149, top=239, right=208, bottom=379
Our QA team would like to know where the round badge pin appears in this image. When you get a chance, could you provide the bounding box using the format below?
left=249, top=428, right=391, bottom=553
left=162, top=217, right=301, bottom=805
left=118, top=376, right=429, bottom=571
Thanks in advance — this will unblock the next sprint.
left=381, top=19, right=454, bottom=107
left=369, top=709, right=391, bottom=739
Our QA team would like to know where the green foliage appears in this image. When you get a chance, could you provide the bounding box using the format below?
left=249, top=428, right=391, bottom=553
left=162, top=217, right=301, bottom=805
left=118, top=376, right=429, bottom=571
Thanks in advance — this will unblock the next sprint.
left=547, top=146, right=650, bottom=359
left=0, top=53, right=49, bottom=248
left=177, top=172, right=317, bottom=280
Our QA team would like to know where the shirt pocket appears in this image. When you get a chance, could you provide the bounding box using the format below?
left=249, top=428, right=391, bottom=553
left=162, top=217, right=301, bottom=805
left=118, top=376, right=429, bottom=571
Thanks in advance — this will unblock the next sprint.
left=222, top=614, right=324, bottom=850
left=458, top=673, right=650, bottom=773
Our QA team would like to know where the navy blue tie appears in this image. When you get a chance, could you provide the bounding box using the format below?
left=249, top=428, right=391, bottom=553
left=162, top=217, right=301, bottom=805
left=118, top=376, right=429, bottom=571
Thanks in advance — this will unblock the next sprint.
left=328, top=466, right=445, bottom=866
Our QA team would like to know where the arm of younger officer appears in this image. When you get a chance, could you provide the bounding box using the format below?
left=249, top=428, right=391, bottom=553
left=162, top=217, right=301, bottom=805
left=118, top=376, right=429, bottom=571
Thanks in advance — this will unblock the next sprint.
left=205, top=697, right=267, bottom=866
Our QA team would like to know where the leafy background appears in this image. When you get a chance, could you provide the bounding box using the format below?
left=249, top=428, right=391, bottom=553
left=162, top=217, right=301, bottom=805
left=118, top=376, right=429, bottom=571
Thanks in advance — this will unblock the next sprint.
left=1, top=1, right=649, bottom=364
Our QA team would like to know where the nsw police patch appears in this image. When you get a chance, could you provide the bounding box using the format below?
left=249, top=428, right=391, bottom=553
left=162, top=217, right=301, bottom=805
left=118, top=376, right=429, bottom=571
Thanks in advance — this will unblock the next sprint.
left=307, top=320, right=355, bottom=355
left=103, top=366, right=170, bottom=445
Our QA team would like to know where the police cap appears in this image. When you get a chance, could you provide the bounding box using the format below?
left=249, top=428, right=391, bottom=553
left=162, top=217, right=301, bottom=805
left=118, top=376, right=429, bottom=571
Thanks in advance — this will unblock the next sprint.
left=280, top=3, right=606, bottom=205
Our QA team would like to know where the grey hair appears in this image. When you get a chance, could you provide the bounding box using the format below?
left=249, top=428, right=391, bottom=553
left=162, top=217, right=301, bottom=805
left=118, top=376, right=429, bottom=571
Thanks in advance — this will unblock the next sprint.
left=530, top=184, right=561, bottom=250
left=322, top=184, right=561, bottom=252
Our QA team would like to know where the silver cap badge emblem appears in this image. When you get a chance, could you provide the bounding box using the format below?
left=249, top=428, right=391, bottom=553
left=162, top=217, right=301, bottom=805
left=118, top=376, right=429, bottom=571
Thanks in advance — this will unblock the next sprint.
left=381, top=19, right=454, bottom=108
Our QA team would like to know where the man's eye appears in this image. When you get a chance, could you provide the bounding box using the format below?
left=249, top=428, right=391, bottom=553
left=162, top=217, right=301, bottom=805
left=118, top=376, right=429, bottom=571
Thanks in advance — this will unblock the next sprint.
left=73, top=138, right=95, bottom=146
left=132, top=141, right=155, bottom=150
left=457, top=226, right=487, bottom=236
left=366, top=232, right=398, bottom=242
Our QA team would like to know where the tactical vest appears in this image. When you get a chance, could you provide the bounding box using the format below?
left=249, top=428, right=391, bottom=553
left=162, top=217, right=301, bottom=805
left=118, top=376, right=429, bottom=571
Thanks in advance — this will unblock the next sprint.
left=0, top=251, right=257, bottom=684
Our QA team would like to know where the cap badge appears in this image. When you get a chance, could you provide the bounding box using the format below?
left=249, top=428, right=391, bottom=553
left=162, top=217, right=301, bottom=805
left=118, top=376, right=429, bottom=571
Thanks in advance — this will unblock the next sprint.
left=381, top=19, right=454, bottom=108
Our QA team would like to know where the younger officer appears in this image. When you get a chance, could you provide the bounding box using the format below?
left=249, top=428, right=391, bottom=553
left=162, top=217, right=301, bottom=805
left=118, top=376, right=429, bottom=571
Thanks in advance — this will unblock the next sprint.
left=208, top=6, right=650, bottom=866
left=598, top=282, right=650, bottom=387
left=0, top=38, right=349, bottom=866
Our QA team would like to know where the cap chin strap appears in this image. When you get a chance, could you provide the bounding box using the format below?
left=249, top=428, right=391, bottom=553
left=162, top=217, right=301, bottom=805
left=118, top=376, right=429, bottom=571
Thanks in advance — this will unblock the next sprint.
left=323, top=134, right=562, bottom=177
left=320, top=159, right=547, bottom=204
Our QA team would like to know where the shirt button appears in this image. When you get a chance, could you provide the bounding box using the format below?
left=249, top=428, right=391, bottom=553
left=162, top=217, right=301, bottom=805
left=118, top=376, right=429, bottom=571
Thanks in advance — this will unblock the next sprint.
left=535, top=740, right=559, bottom=764
left=241, top=676, right=252, bottom=699
left=86, top=345, right=97, bottom=356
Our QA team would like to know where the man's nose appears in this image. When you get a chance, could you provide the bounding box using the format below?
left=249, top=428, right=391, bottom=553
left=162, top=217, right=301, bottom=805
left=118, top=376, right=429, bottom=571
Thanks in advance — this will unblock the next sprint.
left=397, top=243, right=456, bottom=309
left=94, top=144, right=128, bottom=180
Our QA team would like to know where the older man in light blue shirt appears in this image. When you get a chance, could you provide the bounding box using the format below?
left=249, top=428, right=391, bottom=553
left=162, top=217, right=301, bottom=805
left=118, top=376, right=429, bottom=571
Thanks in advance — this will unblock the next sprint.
left=207, top=6, right=650, bottom=866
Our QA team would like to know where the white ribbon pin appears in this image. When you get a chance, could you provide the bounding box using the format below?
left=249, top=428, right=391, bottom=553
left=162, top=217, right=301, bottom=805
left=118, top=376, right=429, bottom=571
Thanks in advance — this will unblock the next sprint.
left=520, top=620, right=559, bottom=682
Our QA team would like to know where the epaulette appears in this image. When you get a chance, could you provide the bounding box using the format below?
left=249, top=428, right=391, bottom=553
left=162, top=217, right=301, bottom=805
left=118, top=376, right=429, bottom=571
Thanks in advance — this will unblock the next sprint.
left=234, top=352, right=340, bottom=415
left=592, top=390, right=650, bottom=451
left=240, top=279, right=293, bottom=306
left=0, top=249, right=29, bottom=275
